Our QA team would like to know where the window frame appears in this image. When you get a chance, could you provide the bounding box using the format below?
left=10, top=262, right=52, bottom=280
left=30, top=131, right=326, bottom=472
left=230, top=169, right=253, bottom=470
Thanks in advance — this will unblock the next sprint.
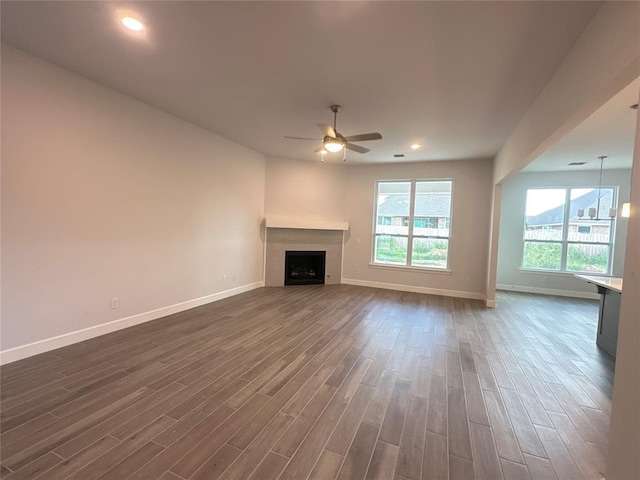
left=521, top=186, right=617, bottom=275
left=372, top=179, right=454, bottom=271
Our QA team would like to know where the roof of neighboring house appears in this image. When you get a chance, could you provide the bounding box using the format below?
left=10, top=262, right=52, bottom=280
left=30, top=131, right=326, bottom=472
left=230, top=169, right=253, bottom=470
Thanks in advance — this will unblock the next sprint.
left=526, top=190, right=614, bottom=226
left=378, top=194, right=451, bottom=217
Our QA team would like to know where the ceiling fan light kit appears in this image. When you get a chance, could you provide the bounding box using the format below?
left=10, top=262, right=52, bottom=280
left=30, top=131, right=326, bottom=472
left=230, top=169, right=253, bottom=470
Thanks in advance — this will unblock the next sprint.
left=284, top=104, right=382, bottom=161
left=323, top=136, right=345, bottom=153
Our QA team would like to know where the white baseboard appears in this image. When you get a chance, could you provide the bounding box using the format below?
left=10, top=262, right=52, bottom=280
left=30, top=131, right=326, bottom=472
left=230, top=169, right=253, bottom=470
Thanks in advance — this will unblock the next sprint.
left=485, top=298, right=497, bottom=308
left=0, top=282, right=264, bottom=365
left=342, top=278, right=485, bottom=301
left=496, top=284, right=599, bottom=300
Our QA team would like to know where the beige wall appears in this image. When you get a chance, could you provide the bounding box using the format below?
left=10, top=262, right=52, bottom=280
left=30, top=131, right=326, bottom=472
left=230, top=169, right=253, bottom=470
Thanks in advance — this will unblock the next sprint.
left=493, top=2, right=640, bottom=185
left=484, top=184, right=502, bottom=307
left=263, top=156, right=495, bottom=298
left=265, top=156, right=347, bottom=222
left=263, top=157, right=348, bottom=288
left=342, top=159, right=494, bottom=299
left=606, top=88, right=640, bottom=480
left=1, top=45, right=266, bottom=353
left=484, top=4, right=640, bottom=474
left=497, top=169, right=632, bottom=297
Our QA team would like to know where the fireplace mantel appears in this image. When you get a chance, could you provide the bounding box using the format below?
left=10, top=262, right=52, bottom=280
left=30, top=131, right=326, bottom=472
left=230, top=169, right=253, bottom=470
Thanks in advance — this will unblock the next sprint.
left=265, top=218, right=349, bottom=231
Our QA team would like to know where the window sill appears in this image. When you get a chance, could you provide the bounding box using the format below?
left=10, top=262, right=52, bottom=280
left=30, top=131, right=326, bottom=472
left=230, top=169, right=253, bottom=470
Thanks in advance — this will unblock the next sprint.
left=369, top=263, right=452, bottom=275
left=518, top=268, right=611, bottom=277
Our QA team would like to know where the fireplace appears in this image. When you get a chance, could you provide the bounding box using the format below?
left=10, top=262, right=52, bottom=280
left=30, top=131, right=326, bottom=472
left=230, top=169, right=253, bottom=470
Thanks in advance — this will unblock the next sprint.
left=284, top=251, right=326, bottom=285
left=264, top=229, right=342, bottom=287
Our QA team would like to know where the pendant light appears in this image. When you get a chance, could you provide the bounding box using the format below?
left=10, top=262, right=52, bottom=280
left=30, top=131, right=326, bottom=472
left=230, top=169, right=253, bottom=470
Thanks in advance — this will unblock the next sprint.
left=576, top=156, right=617, bottom=221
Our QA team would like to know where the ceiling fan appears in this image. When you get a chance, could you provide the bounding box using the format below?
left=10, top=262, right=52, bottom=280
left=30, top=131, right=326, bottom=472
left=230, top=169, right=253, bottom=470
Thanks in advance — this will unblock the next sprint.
left=285, top=105, right=382, bottom=160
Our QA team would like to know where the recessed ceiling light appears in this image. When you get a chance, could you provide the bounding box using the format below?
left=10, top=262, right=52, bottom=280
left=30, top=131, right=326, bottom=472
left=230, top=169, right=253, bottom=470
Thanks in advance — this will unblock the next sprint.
left=121, top=16, right=144, bottom=31
left=410, top=143, right=420, bottom=150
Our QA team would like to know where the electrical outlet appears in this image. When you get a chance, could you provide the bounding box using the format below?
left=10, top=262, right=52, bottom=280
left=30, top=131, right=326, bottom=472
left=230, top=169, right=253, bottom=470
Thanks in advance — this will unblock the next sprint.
left=232, top=274, right=237, bottom=282
left=355, top=267, right=361, bottom=274
left=356, top=237, right=361, bottom=244
left=111, top=297, right=119, bottom=309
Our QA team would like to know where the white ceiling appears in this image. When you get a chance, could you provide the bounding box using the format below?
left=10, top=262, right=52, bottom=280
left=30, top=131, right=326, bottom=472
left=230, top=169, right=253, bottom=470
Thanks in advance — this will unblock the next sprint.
left=1, top=1, right=611, bottom=165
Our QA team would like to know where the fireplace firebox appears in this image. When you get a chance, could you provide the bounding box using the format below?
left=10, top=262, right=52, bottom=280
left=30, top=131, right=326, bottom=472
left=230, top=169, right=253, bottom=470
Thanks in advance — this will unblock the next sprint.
left=284, top=251, right=326, bottom=285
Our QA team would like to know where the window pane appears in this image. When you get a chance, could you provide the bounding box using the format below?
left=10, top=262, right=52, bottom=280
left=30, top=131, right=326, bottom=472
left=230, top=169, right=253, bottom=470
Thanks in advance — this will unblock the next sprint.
left=566, top=244, right=609, bottom=274
left=376, top=182, right=411, bottom=235
left=414, top=217, right=438, bottom=229
left=414, top=181, right=452, bottom=238
left=524, top=189, right=565, bottom=241
left=568, top=188, right=614, bottom=242
left=411, top=238, right=448, bottom=268
left=374, top=235, right=408, bottom=265
left=522, top=241, right=562, bottom=270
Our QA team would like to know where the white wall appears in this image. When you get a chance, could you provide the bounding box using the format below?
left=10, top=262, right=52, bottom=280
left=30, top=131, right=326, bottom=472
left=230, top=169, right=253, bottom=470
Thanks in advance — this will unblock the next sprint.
left=265, top=157, right=347, bottom=222
left=1, top=45, right=266, bottom=359
left=497, top=169, right=632, bottom=297
left=342, top=159, right=494, bottom=300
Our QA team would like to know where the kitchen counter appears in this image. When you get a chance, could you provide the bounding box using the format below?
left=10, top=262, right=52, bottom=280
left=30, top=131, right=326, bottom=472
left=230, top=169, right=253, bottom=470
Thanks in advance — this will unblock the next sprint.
left=575, top=274, right=623, bottom=357
left=574, top=274, right=623, bottom=293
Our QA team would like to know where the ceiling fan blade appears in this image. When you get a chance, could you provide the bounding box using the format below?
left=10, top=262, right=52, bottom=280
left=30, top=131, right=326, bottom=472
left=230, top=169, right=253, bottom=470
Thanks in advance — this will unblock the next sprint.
left=284, top=136, right=321, bottom=141
left=346, top=143, right=370, bottom=154
left=314, top=145, right=326, bottom=153
left=344, top=133, right=382, bottom=142
left=318, top=123, right=336, bottom=138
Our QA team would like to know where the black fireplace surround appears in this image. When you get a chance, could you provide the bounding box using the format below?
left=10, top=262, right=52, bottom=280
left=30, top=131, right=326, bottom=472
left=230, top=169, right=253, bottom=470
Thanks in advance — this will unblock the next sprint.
left=284, top=251, right=326, bottom=285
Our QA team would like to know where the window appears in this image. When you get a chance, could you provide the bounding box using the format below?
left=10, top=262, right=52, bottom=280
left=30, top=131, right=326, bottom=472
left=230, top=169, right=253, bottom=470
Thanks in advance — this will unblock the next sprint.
left=374, top=180, right=452, bottom=269
left=523, top=187, right=616, bottom=274
left=414, top=217, right=439, bottom=229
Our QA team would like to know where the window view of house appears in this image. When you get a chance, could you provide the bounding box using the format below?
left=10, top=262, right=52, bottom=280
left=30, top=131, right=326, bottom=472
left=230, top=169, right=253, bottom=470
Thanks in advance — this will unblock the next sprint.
left=523, top=187, right=616, bottom=273
left=374, top=180, right=452, bottom=268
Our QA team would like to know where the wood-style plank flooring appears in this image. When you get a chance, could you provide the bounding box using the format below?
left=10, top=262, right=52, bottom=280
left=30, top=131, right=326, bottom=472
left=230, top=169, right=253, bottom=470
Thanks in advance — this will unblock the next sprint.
left=0, top=285, right=614, bottom=479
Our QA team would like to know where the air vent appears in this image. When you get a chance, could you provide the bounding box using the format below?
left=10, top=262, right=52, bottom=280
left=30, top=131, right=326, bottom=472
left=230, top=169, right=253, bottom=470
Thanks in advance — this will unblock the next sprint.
left=568, top=162, right=586, bottom=166
left=393, top=154, right=405, bottom=158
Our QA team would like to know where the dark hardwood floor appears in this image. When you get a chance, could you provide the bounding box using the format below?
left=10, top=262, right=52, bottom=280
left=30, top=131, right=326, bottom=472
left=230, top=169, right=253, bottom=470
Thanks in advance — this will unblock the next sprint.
left=0, top=285, right=614, bottom=479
